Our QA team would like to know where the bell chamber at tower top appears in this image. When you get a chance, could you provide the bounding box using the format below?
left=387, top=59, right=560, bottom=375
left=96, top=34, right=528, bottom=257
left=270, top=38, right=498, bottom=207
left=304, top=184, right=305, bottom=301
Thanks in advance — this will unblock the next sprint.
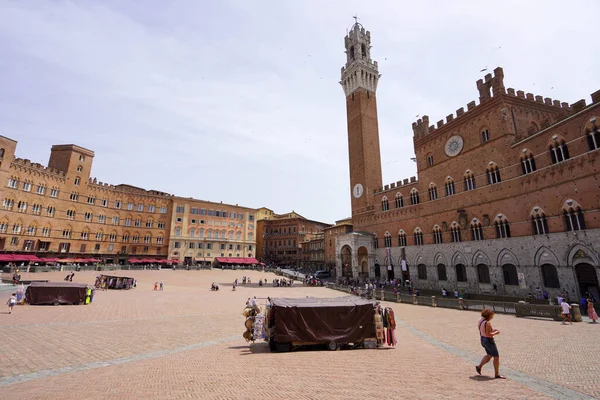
left=340, top=22, right=380, bottom=97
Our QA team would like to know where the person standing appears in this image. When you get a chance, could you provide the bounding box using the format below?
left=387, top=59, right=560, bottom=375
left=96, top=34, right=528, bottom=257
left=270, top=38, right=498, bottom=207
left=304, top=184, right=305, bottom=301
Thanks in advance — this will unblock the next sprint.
left=561, top=299, right=572, bottom=325
left=159, top=282, right=164, bottom=291
left=6, top=293, right=16, bottom=314
left=475, top=309, right=505, bottom=379
left=587, top=298, right=598, bottom=324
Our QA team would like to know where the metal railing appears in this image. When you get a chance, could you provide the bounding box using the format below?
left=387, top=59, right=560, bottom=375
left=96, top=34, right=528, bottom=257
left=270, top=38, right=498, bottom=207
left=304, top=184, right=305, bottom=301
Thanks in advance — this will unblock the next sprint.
left=326, top=284, right=526, bottom=316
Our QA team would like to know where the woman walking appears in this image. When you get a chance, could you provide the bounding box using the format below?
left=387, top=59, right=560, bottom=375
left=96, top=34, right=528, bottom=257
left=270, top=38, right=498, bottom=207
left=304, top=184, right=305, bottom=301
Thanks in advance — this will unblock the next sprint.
left=587, top=298, right=598, bottom=323
left=475, top=309, right=505, bottom=379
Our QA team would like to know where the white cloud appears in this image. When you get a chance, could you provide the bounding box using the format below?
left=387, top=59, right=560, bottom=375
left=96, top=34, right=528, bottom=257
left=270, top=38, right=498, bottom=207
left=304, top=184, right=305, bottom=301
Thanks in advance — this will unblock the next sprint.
left=0, top=0, right=599, bottom=223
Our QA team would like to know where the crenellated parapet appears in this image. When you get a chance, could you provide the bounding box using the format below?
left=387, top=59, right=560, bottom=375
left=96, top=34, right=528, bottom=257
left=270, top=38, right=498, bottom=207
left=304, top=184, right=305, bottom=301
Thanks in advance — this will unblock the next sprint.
left=87, top=178, right=173, bottom=199
left=375, top=176, right=419, bottom=195
left=9, top=158, right=67, bottom=181
left=411, top=67, right=596, bottom=140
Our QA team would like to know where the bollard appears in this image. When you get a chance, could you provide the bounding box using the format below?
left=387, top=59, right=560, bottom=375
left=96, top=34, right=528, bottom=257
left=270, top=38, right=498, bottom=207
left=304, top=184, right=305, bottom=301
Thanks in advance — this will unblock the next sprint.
left=571, top=303, right=582, bottom=322
left=413, top=294, right=418, bottom=305
left=396, top=292, right=401, bottom=303
left=380, top=289, right=385, bottom=301
left=432, top=296, right=437, bottom=307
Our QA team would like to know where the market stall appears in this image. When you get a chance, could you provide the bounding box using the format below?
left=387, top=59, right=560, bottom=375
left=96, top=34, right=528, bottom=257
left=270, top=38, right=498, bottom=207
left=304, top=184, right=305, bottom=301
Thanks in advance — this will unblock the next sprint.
left=243, top=296, right=393, bottom=352
left=95, top=274, right=135, bottom=290
left=25, top=282, right=91, bottom=305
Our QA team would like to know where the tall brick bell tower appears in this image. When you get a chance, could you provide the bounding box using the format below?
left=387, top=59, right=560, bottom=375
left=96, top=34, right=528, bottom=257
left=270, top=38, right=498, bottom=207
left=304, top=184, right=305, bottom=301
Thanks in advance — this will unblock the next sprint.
left=341, top=21, right=383, bottom=215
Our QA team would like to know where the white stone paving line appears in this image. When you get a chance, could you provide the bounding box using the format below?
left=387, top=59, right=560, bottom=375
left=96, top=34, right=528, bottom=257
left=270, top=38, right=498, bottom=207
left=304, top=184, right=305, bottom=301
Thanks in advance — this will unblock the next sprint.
left=396, top=319, right=596, bottom=400
left=0, top=335, right=240, bottom=387
left=0, top=311, right=222, bottom=329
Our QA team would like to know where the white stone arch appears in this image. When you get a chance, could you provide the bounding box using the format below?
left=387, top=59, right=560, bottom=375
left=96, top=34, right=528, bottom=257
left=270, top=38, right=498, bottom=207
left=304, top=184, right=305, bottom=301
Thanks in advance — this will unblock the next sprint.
left=414, top=253, right=425, bottom=267
left=452, top=251, right=468, bottom=266
left=497, top=248, right=519, bottom=267
left=534, top=246, right=559, bottom=267
left=472, top=249, right=491, bottom=266
left=566, top=243, right=599, bottom=268
left=434, top=252, right=447, bottom=266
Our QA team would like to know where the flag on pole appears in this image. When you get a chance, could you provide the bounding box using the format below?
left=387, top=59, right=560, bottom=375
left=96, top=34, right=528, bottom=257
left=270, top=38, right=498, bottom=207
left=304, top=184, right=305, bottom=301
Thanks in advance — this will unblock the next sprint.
left=386, top=248, right=392, bottom=271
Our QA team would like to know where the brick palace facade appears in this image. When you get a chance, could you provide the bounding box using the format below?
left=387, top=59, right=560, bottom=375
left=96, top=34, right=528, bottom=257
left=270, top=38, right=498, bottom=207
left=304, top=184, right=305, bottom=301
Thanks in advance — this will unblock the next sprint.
left=336, top=22, right=600, bottom=300
left=0, top=137, right=257, bottom=265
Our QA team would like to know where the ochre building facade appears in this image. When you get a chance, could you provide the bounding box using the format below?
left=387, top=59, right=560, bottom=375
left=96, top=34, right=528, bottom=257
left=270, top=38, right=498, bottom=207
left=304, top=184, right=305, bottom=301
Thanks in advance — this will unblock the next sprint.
left=323, top=218, right=353, bottom=272
left=338, top=22, right=600, bottom=300
left=0, top=137, right=257, bottom=264
left=167, top=198, right=256, bottom=265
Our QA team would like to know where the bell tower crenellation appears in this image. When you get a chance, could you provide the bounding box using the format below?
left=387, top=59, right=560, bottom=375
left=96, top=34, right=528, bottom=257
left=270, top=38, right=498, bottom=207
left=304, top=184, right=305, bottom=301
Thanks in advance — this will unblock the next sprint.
left=341, top=20, right=383, bottom=215
left=340, top=23, right=380, bottom=96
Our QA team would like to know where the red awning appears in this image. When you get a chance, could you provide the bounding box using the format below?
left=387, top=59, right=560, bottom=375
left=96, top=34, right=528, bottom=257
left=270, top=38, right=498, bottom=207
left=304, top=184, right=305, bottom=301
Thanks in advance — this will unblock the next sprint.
left=216, top=257, right=259, bottom=265
left=0, top=254, right=43, bottom=262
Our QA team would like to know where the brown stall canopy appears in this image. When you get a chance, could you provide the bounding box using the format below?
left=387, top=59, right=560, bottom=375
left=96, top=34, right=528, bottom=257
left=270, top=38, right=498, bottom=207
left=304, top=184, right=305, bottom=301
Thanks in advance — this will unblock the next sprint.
left=270, top=296, right=375, bottom=344
left=25, top=282, right=89, bottom=305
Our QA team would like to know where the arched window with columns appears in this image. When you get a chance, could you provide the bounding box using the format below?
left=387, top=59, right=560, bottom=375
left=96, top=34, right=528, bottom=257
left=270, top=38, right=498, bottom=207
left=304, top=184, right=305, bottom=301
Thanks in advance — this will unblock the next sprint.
left=450, top=222, right=462, bottom=243
left=494, top=214, right=511, bottom=238
left=428, top=183, right=438, bottom=201
left=548, top=135, right=570, bottom=164
left=520, top=149, right=537, bottom=174
left=384, top=231, right=392, bottom=248
left=410, top=188, right=419, bottom=205
left=464, top=170, right=476, bottom=191
left=414, top=227, right=424, bottom=246
left=562, top=199, right=586, bottom=231
left=486, top=162, right=501, bottom=184
left=397, top=229, right=407, bottom=247
left=433, top=225, right=443, bottom=244
left=445, top=177, right=455, bottom=196
left=395, top=193, right=404, bottom=208
left=381, top=196, right=389, bottom=211
left=470, top=218, right=484, bottom=241
left=531, top=206, right=549, bottom=235
left=585, top=117, right=600, bottom=150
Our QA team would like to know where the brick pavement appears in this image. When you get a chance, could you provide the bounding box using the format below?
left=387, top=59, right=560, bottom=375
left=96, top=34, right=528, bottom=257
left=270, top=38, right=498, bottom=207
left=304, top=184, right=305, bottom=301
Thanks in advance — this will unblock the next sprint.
left=0, top=270, right=597, bottom=399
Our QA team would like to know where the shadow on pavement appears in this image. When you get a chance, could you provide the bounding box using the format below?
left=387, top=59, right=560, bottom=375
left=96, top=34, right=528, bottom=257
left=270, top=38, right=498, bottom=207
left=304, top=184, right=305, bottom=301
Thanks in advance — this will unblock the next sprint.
left=469, top=375, right=495, bottom=381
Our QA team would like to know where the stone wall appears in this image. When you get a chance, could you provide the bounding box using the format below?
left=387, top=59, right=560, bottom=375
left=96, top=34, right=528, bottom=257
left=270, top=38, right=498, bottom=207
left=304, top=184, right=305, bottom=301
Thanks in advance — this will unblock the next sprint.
left=373, top=228, right=600, bottom=299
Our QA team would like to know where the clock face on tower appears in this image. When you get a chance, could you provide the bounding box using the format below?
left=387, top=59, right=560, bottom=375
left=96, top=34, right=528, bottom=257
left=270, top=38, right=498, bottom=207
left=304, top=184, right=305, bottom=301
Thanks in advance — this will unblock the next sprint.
left=444, top=135, right=464, bottom=157
left=353, top=183, right=364, bottom=199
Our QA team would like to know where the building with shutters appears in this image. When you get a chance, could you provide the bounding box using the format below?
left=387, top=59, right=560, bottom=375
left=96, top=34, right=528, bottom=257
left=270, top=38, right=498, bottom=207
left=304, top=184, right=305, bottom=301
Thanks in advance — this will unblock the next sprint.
left=0, top=137, right=258, bottom=265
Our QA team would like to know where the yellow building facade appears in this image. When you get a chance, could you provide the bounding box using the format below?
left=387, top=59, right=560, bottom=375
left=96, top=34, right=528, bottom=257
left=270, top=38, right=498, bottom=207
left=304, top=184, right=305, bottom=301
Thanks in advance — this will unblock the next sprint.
left=167, top=198, right=257, bottom=265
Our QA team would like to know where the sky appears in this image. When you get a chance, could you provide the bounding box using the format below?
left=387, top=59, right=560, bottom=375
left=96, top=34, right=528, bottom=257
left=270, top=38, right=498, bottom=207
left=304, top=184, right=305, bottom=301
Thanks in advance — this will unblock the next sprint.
left=1, top=1, right=599, bottom=224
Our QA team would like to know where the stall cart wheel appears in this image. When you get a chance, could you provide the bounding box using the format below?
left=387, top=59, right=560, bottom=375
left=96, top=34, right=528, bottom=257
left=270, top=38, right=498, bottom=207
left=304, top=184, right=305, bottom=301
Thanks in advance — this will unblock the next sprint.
left=327, top=341, right=339, bottom=351
left=269, top=338, right=277, bottom=352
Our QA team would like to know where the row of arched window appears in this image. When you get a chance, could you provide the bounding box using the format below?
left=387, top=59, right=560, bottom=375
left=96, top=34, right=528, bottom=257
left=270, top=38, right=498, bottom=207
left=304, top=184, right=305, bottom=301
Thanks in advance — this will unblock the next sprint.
left=173, top=227, right=251, bottom=241
left=382, top=122, right=600, bottom=212
left=415, top=263, right=560, bottom=288
left=1, top=198, right=167, bottom=229
left=374, top=201, right=586, bottom=248
left=4, top=175, right=169, bottom=214
left=0, top=217, right=164, bottom=244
